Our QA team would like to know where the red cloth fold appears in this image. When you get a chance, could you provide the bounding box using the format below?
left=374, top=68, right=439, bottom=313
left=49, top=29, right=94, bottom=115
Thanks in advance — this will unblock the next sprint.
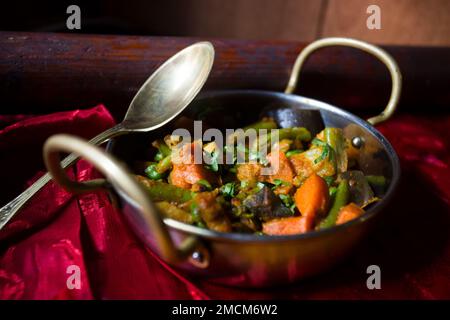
left=0, top=105, right=449, bottom=299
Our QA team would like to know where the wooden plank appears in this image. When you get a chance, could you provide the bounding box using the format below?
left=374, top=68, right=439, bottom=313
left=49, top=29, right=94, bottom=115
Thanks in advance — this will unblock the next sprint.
left=0, top=32, right=449, bottom=120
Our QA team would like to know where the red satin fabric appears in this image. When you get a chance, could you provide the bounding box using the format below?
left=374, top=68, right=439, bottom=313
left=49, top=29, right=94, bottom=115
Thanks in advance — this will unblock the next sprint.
left=0, top=105, right=449, bottom=299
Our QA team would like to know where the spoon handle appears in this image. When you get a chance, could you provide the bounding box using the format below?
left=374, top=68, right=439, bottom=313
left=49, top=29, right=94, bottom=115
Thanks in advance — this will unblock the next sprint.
left=0, top=125, right=123, bottom=231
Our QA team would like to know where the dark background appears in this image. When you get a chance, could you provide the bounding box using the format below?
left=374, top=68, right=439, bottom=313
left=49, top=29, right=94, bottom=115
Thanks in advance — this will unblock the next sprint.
left=1, top=1, right=449, bottom=120
left=1, top=0, right=449, bottom=45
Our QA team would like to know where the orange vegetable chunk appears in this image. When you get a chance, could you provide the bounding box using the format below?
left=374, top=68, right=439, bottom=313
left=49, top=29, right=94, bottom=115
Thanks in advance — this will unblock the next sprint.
left=169, top=142, right=218, bottom=189
left=336, top=203, right=364, bottom=225
left=262, top=216, right=312, bottom=235
left=266, top=151, right=295, bottom=194
left=294, top=173, right=329, bottom=220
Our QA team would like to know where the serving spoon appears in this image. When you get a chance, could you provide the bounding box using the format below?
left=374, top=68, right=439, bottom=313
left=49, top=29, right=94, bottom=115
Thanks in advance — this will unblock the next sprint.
left=0, top=41, right=215, bottom=230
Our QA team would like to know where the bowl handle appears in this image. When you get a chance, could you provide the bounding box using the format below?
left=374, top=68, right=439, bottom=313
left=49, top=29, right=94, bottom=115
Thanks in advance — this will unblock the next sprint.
left=43, top=134, right=198, bottom=264
left=284, top=37, right=402, bottom=126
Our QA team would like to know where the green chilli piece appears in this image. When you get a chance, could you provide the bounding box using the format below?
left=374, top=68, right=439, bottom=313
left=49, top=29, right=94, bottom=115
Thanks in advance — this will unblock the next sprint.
left=141, top=180, right=193, bottom=204
left=317, top=179, right=349, bottom=230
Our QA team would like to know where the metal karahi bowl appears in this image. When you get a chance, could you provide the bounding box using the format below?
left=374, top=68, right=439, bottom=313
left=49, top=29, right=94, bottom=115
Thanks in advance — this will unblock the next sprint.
left=43, top=38, right=401, bottom=287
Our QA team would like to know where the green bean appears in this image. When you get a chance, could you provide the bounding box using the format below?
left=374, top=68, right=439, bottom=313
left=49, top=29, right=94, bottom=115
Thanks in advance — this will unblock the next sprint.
left=154, top=151, right=164, bottom=161
left=317, top=179, right=349, bottom=229
left=252, top=127, right=311, bottom=152
left=145, top=163, right=164, bottom=180
left=138, top=177, right=193, bottom=203
left=152, top=139, right=172, bottom=157
left=323, top=128, right=347, bottom=173
left=277, top=127, right=311, bottom=142
left=155, top=201, right=193, bottom=224
left=155, top=154, right=172, bottom=173
left=244, top=118, right=278, bottom=131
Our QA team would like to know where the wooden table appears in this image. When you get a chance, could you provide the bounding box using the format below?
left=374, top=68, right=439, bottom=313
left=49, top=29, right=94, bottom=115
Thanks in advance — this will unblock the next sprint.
left=1, top=32, right=449, bottom=119
left=1, top=32, right=449, bottom=300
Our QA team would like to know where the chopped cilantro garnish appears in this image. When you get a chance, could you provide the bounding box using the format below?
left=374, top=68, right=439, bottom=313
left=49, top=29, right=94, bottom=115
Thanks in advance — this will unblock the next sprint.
left=256, top=181, right=273, bottom=190
left=323, top=176, right=335, bottom=186
left=220, top=182, right=236, bottom=198
left=278, top=194, right=296, bottom=214
left=312, top=138, right=335, bottom=164
left=272, top=179, right=290, bottom=189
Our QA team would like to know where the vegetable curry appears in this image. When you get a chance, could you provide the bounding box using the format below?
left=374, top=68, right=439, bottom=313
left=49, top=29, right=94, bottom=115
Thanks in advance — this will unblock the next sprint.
left=136, top=117, right=387, bottom=235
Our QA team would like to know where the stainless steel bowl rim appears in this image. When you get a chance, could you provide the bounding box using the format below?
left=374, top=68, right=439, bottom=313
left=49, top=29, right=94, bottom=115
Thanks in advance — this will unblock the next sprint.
left=112, top=89, right=401, bottom=243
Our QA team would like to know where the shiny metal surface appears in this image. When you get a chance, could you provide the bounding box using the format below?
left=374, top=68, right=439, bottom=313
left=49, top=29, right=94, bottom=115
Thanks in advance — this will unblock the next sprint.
left=43, top=38, right=401, bottom=287
left=285, top=37, right=402, bottom=126
left=43, top=134, right=199, bottom=263
left=107, top=89, right=400, bottom=287
left=0, top=42, right=215, bottom=231
left=44, top=90, right=400, bottom=287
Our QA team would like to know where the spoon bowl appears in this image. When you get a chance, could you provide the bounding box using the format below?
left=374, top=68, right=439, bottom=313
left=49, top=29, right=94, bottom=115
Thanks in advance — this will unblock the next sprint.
left=0, top=41, right=215, bottom=230
left=122, top=42, right=215, bottom=131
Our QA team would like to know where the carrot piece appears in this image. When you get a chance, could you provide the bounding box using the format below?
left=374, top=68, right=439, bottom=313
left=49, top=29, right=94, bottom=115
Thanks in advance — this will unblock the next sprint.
left=336, top=203, right=364, bottom=225
left=266, top=151, right=295, bottom=194
left=294, top=173, right=330, bottom=220
left=262, top=216, right=313, bottom=235
left=170, top=163, right=217, bottom=189
left=169, top=142, right=218, bottom=189
left=265, top=174, right=331, bottom=235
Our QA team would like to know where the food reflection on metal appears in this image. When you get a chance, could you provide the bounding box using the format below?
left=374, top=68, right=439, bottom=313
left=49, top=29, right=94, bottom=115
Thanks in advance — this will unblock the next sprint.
left=344, top=123, right=391, bottom=177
